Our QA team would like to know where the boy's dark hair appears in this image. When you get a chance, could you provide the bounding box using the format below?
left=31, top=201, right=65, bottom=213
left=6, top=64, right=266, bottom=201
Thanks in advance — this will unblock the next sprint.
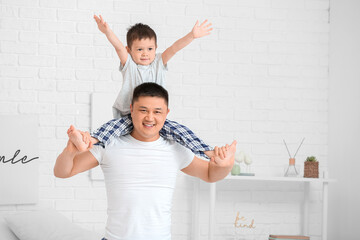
left=132, top=83, right=168, bottom=106
left=127, top=23, right=157, bottom=49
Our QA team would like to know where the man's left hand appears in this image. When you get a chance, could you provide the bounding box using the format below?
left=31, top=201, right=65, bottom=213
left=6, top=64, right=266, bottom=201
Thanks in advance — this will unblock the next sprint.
left=211, top=140, right=237, bottom=167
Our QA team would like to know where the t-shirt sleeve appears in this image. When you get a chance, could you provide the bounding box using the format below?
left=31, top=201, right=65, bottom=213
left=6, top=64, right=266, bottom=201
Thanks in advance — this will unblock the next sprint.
left=119, top=55, right=132, bottom=72
left=158, top=53, right=168, bottom=71
left=89, top=144, right=105, bottom=164
left=173, top=143, right=195, bottom=170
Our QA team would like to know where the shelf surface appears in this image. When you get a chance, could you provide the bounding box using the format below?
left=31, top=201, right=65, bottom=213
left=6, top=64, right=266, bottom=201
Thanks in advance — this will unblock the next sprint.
left=225, top=175, right=336, bottom=183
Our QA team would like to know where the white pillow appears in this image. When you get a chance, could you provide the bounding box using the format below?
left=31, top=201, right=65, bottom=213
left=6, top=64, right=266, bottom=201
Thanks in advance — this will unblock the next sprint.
left=0, top=215, right=19, bottom=240
left=4, top=210, right=103, bottom=240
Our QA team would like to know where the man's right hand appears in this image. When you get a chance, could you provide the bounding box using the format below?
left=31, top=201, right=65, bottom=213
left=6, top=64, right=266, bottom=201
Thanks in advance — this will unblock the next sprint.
left=80, top=131, right=94, bottom=149
left=67, top=125, right=92, bottom=152
left=65, top=139, right=79, bottom=153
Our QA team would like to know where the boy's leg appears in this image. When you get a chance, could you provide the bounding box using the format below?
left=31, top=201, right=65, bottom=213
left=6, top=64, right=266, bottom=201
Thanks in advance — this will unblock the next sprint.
left=159, top=119, right=213, bottom=159
left=90, top=114, right=133, bottom=146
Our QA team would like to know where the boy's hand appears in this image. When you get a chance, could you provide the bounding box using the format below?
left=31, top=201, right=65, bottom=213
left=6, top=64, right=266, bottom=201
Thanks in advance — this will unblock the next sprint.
left=94, top=14, right=110, bottom=34
left=191, top=20, right=213, bottom=39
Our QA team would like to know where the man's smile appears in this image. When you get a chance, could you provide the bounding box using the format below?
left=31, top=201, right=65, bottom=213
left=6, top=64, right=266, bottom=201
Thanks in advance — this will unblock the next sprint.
left=143, top=123, right=155, bottom=128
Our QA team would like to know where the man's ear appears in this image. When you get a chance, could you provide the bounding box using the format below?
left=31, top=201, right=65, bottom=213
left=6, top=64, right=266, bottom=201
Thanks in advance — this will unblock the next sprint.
left=166, top=108, right=170, bottom=115
left=130, top=104, right=133, bottom=112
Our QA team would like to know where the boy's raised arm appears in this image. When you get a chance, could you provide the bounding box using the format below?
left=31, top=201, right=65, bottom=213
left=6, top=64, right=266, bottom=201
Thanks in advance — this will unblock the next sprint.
left=162, top=20, right=213, bottom=66
left=94, top=14, right=128, bottom=66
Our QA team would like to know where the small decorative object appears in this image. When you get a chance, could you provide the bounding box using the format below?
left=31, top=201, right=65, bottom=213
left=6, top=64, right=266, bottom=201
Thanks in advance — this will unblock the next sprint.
left=231, top=151, right=255, bottom=176
left=304, top=156, right=319, bottom=178
left=231, top=163, right=241, bottom=175
left=283, top=138, right=305, bottom=177
left=241, top=152, right=255, bottom=176
left=244, top=154, right=252, bottom=173
left=234, top=212, right=267, bottom=239
left=269, top=235, right=309, bottom=240
left=231, top=152, right=243, bottom=175
left=284, top=158, right=300, bottom=177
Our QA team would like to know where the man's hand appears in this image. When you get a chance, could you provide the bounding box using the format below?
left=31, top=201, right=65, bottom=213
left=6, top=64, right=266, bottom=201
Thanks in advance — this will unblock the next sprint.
left=67, top=125, right=92, bottom=152
left=94, top=14, right=110, bottom=34
left=181, top=140, right=237, bottom=183
left=80, top=131, right=93, bottom=149
left=210, top=140, right=237, bottom=168
left=191, top=20, right=213, bottom=39
left=65, top=139, right=79, bottom=154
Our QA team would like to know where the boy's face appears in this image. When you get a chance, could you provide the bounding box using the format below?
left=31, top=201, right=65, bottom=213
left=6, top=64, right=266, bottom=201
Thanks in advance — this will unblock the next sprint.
left=130, top=96, right=169, bottom=142
left=127, top=38, right=157, bottom=66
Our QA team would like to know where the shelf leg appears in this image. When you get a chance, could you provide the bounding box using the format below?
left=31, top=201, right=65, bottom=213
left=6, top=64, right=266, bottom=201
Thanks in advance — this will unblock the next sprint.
left=192, top=179, right=200, bottom=240
left=322, top=172, right=329, bottom=240
left=303, top=182, right=310, bottom=235
left=209, top=182, right=216, bottom=240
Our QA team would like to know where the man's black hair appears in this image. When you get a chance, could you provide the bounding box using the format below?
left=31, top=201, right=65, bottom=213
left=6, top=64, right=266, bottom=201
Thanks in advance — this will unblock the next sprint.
left=132, top=82, right=168, bottom=106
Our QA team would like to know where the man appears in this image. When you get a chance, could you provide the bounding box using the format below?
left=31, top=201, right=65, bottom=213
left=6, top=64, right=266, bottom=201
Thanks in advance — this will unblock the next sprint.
left=54, top=82, right=237, bottom=240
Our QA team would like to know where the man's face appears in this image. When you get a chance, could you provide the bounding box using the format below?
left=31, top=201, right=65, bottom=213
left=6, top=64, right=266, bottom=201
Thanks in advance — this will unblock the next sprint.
left=127, top=38, right=157, bottom=66
left=130, top=96, right=169, bottom=142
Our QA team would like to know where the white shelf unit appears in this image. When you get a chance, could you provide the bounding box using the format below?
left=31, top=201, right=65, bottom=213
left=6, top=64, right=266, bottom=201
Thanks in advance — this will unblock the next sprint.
left=191, top=173, right=336, bottom=240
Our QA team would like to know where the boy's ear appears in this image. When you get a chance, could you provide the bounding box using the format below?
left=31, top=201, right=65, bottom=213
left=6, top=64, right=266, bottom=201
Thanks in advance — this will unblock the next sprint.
left=126, top=46, right=130, bottom=53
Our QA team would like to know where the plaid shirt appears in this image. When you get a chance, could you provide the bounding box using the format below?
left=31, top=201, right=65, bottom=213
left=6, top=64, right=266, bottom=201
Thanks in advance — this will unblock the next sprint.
left=91, top=115, right=212, bottom=159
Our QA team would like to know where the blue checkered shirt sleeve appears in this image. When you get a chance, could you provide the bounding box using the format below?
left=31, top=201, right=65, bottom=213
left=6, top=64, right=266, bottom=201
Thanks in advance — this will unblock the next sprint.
left=90, top=115, right=212, bottom=159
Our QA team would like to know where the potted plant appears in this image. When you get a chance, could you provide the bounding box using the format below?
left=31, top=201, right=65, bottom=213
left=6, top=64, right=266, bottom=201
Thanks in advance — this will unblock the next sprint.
left=304, top=156, right=319, bottom=178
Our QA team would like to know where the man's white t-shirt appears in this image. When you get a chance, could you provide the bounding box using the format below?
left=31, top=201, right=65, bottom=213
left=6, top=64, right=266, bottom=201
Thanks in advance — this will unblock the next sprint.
left=90, top=135, right=194, bottom=240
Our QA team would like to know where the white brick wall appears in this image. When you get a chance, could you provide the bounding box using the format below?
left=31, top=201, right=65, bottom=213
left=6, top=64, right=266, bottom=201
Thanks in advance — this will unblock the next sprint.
left=0, top=0, right=329, bottom=239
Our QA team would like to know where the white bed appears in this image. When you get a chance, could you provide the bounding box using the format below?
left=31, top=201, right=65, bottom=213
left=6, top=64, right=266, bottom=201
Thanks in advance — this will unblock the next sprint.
left=0, top=210, right=103, bottom=240
left=0, top=215, right=18, bottom=240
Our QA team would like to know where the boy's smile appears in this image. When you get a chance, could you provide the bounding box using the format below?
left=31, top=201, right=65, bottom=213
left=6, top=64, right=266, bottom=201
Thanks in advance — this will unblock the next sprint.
left=127, top=38, right=157, bottom=66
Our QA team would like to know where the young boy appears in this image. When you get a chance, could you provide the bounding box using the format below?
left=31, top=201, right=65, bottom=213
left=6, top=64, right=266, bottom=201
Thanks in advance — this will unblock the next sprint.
left=68, top=14, right=214, bottom=158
